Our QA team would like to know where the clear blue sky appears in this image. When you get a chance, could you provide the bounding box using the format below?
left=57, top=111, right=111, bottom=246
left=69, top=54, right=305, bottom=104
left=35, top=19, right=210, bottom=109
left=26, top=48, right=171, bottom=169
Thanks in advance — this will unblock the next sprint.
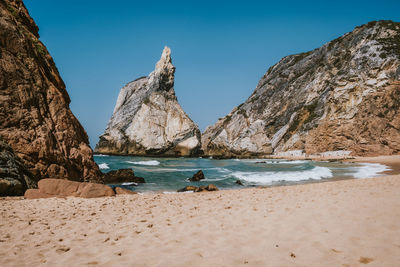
left=24, top=0, right=399, bottom=148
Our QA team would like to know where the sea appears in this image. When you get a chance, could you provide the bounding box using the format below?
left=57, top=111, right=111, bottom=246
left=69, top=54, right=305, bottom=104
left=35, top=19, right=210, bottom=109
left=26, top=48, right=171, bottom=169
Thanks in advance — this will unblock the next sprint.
left=94, top=155, right=391, bottom=193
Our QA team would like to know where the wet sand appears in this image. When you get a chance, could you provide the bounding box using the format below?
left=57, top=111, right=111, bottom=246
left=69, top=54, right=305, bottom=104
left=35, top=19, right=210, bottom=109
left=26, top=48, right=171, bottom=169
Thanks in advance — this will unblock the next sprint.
left=1, top=161, right=400, bottom=266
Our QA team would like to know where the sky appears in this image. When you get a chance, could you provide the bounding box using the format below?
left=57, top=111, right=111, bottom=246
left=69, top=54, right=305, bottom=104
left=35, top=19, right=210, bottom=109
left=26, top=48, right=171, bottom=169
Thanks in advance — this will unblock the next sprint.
left=24, top=0, right=400, bottom=148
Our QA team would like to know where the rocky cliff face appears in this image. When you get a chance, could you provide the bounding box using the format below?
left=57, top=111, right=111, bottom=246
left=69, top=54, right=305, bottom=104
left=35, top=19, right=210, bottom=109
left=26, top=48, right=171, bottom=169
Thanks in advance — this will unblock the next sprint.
left=202, top=20, right=400, bottom=157
left=0, top=0, right=102, bottom=183
left=95, top=47, right=201, bottom=156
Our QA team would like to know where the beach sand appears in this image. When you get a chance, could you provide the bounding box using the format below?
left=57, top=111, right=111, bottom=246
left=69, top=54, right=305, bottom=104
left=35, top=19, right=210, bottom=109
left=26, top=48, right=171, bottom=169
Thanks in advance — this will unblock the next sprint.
left=1, top=159, right=400, bottom=266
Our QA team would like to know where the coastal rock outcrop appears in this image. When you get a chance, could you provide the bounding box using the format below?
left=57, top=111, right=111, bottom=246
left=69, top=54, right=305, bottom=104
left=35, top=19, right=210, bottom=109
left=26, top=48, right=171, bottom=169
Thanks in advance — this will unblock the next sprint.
left=0, top=137, right=36, bottom=196
left=0, top=0, right=102, bottom=183
left=95, top=47, right=201, bottom=156
left=202, top=20, right=400, bottom=157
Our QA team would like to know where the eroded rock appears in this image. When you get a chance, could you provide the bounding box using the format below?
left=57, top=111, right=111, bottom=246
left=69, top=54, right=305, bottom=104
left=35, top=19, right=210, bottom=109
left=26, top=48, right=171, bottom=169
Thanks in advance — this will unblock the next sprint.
left=202, top=20, right=400, bottom=157
left=24, top=179, right=115, bottom=199
left=189, top=170, right=205, bottom=181
left=0, top=0, right=102, bottom=183
left=115, top=187, right=137, bottom=195
left=103, top=169, right=145, bottom=184
left=95, top=47, right=201, bottom=156
left=177, top=184, right=219, bottom=192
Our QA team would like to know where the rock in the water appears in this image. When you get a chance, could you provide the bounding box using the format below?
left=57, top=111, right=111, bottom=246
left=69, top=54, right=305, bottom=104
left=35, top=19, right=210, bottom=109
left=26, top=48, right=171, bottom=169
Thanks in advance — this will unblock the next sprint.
left=235, top=180, right=244, bottom=186
left=0, top=1, right=102, bottom=182
left=202, top=20, right=400, bottom=157
left=95, top=46, right=201, bottom=156
left=0, top=137, right=36, bottom=196
left=189, top=170, right=205, bottom=181
left=103, top=169, right=145, bottom=184
left=24, top=179, right=115, bottom=199
left=115, top=187, right=137, bottom=195
left=177, top=184, right=219, bottom=192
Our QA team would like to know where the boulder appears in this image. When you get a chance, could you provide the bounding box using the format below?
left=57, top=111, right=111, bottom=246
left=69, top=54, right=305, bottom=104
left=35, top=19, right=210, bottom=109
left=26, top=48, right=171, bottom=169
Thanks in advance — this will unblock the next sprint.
left=103, top=169, right=145, bottom=184
left=78, top=182, right=115, bottom=198
left=189, top=170, right=205, bottom=182
left=115, top=187, right=137, bottom=195
left=177, top=184, right=219, bottom=193
left=235, top=180, right=244, bottom=186
left=24, top=179, right=115, bottom=199
left=177, top=186, right=198, bottom=192
left=206, top=184, right=219, bottom=191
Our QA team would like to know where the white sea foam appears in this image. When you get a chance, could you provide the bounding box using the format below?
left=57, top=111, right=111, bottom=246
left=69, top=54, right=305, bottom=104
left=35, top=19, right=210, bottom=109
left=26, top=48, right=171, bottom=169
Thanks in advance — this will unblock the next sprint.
left=95, top=154, right=109, bottom=157
left=125, top=160, right=160, bottom=166
left=239, top=159, right=309, bottom=164
left=121, top=182, right=138, bottom=186
left=231, top=166, right=333, bottom=184
left=352, top=163, right=390, bottom=178
left=98, top=163, right=109, bottom=169
left=135, top=167, right=230, bottom=173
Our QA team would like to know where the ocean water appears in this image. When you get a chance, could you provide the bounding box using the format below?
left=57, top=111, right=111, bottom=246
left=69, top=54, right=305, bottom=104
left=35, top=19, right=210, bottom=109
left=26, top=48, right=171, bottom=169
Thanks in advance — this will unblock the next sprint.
left=94, top=155, right=390, bottom=193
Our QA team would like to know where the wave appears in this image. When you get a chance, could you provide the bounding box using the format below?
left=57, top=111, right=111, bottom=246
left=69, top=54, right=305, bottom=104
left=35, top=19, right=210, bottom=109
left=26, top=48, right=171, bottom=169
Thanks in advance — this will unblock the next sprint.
left=95, top=154, right=109, bottom=157
left=121, top=182, right=138, bottom=186
left=231, top=166, right=332, bottom=184
left=237, top=159, right=309, bottom=164
left=133, top=167, right=231, bottom=173
left=99, top=163, right=109, bottom=169
left=352, top=163, right=390, bottom=178
left=125, top=160, right=160, bottom=166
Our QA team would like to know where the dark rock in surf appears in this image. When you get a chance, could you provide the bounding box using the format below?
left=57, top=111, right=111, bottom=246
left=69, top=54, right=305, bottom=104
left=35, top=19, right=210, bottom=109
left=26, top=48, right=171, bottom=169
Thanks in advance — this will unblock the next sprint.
left=189, top=170, right=205, bottom=182
left=103, top=169, right=145, bottom=184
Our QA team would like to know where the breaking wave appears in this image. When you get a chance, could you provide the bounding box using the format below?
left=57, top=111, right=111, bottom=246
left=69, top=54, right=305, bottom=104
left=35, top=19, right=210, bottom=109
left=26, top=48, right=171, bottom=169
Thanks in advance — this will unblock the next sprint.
left=99, top=163, right=110, bottom=169
left=232, top=166, right=332, bottom=184
left=352, top=163, right=390, bottom=178
left=125, top=160, right=160, bottom=166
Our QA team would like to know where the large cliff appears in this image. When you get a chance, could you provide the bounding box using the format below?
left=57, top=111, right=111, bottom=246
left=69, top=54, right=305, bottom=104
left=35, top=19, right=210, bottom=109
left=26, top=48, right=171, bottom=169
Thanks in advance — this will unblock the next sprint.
left=95, top=47, right=201, bottom=156
left=0, top=0, right=102, bottom=183
left=202, top=20, right=400, bottom=157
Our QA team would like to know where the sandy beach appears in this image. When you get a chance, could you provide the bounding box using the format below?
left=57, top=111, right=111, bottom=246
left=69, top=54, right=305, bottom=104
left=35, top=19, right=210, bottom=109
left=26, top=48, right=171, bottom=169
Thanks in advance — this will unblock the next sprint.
left=1, top=156, right=400, bottom=267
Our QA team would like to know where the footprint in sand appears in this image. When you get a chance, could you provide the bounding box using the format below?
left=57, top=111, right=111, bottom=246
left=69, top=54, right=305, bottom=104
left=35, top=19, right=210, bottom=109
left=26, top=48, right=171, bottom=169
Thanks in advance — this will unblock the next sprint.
left=359, top=257, right=374, bottom=264
left=56, top=246, right=70, bottom=254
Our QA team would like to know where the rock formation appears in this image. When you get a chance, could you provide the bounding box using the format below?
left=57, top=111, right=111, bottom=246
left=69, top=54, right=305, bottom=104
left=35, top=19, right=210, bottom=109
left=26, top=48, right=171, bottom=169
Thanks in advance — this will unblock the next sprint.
left=202, top=20, right=400, bottom=157
left=189, top=170, right=205, bottom=181
left=95, top=47, right=201, bottom=156
left=0, top=0, right=102, bottom=183
left=0, top=137, right=36, bottom=196
left=103, top=169, right=145, bottom=184
left=24, top=179, right=115, bottom=199
left=177, top=184, right=219, bottom=193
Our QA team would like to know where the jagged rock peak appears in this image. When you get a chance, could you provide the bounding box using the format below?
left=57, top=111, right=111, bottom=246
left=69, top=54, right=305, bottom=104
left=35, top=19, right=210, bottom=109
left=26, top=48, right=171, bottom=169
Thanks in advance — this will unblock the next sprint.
left=95, top=47, right=201, bottom=156
left=202, top=20, right=400, bottom=158
left=155, top=46, right=173, bottom=72
left=0, top=0, right=102, bottom=183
